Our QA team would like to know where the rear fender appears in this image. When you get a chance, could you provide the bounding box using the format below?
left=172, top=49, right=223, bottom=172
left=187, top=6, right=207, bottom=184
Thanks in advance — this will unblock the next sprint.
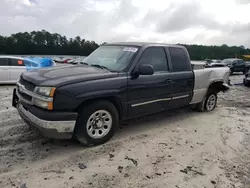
left=208, top=81, right=230, bottom=93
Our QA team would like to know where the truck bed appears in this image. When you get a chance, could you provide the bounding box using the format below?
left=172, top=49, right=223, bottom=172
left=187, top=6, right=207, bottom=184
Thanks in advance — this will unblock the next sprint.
left=190, top=67, right=230, bottom=104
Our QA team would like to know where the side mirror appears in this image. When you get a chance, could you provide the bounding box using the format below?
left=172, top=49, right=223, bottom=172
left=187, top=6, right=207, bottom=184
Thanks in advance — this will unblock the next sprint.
left=138, top=64, right=154, bottom=75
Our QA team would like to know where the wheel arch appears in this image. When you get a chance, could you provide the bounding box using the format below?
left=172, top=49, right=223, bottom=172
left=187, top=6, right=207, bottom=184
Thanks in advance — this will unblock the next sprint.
left=207, top=80, right=229, bottom=93
left=75, top=96, right=124, bottom=120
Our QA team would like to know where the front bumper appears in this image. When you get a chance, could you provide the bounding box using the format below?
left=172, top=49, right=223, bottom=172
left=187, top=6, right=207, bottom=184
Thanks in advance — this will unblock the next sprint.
left=17, top=103, right=77, bottom=139
left=13, top=81, right=78, bottom=139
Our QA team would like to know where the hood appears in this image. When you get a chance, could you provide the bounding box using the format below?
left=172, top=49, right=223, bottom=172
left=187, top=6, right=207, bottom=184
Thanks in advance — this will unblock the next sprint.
left=21, top=65, right=119, bottom=87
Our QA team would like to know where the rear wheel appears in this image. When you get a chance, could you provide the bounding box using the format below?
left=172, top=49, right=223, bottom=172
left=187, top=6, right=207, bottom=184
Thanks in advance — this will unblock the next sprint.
left=204, top=93, right=217, bottom=111
left=74, top=100, right=119, bottom=147
left=194, top=90, right=217, bottom=112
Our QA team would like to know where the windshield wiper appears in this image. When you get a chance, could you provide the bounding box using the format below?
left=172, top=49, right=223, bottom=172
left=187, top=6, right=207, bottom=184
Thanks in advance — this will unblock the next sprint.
left=90, top=64, right=109, bottom=70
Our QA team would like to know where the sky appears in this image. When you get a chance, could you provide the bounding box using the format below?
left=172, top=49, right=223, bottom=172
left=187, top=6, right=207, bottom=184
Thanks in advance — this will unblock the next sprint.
left=0, top=0, right=250, bottom=47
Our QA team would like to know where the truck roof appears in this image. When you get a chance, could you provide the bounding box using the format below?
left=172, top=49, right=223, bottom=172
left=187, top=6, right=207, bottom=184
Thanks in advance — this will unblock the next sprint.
left=104, top=42, right=184, bottom=48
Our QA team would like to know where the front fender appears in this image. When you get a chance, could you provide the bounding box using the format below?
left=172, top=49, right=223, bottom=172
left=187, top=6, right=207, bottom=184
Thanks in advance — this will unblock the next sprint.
left=75, top=90, right=127, bottom=119
left=76, top=89, right=122, bottom=101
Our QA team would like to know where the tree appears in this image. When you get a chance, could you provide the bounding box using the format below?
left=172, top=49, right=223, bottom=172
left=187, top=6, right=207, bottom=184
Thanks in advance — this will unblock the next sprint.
left=0, top=30, right=249, bottom=60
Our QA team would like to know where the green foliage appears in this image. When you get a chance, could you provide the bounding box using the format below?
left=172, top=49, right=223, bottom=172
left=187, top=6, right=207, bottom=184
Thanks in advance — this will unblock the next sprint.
left=0, top=30, right=249, bottom=60
left=0, top=30, right=99, bottom=56
left=179, top=44, right=250, bottom=60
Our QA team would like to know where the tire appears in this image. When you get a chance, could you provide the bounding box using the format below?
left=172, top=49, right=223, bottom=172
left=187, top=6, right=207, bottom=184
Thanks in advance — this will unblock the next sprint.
left=74, top=100, right=119, bottom=147
left=243, top=68, right=249, bottom=75
left=243, top=79, right=250, bottom=87
left=230, top=69, right=233, bottom=76
left=195, top=90, right=217, bottom=112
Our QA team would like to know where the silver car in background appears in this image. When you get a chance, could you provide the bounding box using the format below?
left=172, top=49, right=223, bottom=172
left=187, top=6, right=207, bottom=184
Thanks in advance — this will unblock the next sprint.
left=0, top=56, right=27, bottom=84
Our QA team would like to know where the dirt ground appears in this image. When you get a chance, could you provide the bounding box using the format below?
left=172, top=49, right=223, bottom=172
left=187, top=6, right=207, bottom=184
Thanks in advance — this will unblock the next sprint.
left=0, top=74, right=249, bottom=188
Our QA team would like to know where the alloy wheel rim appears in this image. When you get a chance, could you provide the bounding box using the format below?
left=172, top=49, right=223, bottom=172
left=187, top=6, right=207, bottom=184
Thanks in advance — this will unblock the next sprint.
left=206, top=94, right=216, bottom=111
left=86, top=110, right=112, bottom=139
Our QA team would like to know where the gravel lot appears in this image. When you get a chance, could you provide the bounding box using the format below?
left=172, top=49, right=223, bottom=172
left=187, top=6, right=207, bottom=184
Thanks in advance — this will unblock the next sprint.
left=0, top=74, right=249, bottom=188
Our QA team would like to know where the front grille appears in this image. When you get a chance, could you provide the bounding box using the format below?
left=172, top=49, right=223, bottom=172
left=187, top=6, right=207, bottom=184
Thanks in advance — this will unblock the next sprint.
left=19, top=77, right=36, bottom=91
left=18, top=91, right=32, bottom=102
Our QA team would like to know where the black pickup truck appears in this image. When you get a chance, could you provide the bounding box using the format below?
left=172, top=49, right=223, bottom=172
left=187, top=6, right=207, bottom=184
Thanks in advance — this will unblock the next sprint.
left=12, top=42, right=230, bottom=146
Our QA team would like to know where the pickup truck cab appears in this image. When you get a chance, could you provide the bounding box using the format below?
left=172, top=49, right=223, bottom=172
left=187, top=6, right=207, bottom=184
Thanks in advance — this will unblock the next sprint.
left=12, top=42, right=230, bottom=146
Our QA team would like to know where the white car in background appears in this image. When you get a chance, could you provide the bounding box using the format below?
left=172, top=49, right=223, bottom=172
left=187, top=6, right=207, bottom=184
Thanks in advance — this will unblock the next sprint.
left=0, top=56, right=27, bottom=84
left=0, top=56, right=56, bottom=84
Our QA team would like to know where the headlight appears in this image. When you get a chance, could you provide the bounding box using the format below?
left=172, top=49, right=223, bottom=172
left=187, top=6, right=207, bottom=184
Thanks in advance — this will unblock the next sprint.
left=35, top=86, right=56, bottom=97
left=34, top=86, right=55, bottom=110
left=33, top=98, right=53, bottom=110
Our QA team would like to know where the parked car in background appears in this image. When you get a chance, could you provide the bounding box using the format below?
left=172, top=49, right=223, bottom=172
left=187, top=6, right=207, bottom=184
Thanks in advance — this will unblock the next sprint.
left=69, top=59, right=79, bottom=65
left=243, top=69, right=250, bottom=87
left=53, top=57, right=72, bottom=64
left=0, top=56, right=55, bottom=84
left=209, top=58, right=250, bottom=75
left=0, top=56, right=27, bottom=84
left=13, top=42, right=230, bottom=146
left=59, top=58, right=72, bottom=64
left=72, top=58, right=85, bottom=65
left=205, top=59, right=221, bottom=66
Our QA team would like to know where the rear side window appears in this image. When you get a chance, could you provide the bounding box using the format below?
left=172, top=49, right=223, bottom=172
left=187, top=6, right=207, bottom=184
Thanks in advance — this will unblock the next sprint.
left=169, top=47, right=190, bottom=72
left=9, top=58, right=25, bottom=66
left=138, top=47, right=168, bottom=72
left=0, top=58, right=8, bottom=66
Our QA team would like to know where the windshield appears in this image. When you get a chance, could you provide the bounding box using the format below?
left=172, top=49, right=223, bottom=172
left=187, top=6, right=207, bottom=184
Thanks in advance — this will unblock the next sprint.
left=83, top=45, right=139, bottom=71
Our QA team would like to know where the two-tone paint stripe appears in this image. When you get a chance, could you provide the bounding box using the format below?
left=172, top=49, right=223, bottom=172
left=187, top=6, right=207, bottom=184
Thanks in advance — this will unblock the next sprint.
left=131, top=94, right=189, bottom=107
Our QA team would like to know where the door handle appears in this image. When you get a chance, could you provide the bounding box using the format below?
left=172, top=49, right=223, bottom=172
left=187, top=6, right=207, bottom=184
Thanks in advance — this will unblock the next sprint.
left=165, top=79, right=173, bottom=84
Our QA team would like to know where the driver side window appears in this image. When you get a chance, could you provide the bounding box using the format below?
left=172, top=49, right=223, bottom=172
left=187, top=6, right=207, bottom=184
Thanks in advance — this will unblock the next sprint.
left=138, top=47, right=168, bottom=72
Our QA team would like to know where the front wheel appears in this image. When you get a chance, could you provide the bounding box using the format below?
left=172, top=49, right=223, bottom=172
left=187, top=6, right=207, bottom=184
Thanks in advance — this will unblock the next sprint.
left=74, top=100, right=119, bottom=147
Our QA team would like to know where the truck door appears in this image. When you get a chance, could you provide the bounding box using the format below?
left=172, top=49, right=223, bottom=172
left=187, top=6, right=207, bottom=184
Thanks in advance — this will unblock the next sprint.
left=166, top=47, right=194, bottom=109
left=127, top=47, right=173, bottom=117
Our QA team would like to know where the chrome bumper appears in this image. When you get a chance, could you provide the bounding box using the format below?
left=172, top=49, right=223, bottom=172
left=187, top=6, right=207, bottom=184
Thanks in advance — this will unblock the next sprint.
left=17, top=104, right=76, bottom=139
